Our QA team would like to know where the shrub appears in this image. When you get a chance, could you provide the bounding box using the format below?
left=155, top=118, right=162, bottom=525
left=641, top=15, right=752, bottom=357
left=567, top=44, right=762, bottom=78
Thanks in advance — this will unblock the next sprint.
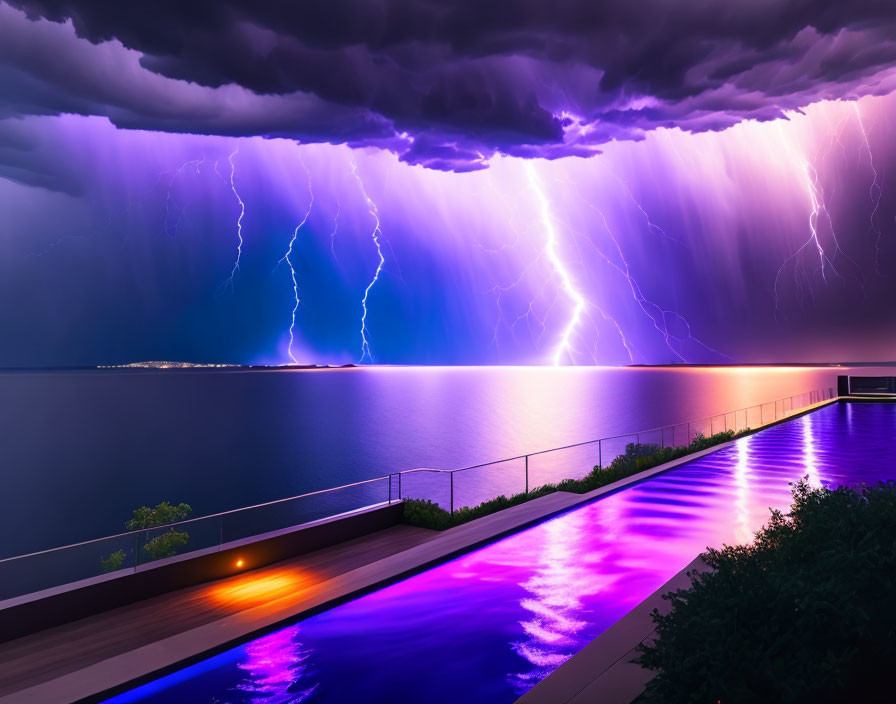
left=125, top=501, right=192, bottom=530
left=559, top=430, right=740, bottom=495
left=403, top=430, right=745, bottom=530
left=636, top=481, right=896, bottom=703
left=403, top=484, right=559, bottom=530
left=126, top=500, right=192, bottom=564
left=101, top=549, right=126, bottom=573
left=403, top=498, right=454, bottom=530
left=142, top=529, right=190, bottom=561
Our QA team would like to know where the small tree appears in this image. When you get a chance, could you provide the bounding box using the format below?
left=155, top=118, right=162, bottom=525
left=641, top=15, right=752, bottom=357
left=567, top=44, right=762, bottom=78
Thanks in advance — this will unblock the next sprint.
left=142, top=529, right=190, bottom=560
left=125, top=501, right=192, bottom=530
left=126, top=501, right=193, bottom=563
left=101, top=549, right=126, bottom=573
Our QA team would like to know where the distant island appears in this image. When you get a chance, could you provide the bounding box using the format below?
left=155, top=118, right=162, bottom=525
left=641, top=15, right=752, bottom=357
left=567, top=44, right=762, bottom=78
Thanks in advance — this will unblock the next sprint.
left=97, top=361, right=357, bottom=371
left=99, top=361, right=240, bottom=369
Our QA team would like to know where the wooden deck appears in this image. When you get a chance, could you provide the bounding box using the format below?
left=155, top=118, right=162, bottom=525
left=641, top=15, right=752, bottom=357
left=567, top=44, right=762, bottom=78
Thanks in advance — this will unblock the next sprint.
left=0, top=524, right=437, bottom=699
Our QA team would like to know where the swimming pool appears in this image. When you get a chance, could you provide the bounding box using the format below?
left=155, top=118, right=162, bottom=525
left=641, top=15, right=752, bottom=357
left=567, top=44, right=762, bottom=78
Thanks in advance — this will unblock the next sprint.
left=105, top=401, right=896, bottom=704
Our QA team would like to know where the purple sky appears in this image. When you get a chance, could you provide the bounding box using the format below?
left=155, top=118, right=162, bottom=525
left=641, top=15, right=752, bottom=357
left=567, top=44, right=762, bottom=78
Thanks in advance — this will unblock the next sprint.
left=1, top=2, right=896, bottom=365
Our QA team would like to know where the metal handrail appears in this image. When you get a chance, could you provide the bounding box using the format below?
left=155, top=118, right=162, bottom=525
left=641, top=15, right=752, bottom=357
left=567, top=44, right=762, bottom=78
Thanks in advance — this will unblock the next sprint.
left=0, top=386, right=835, bottom=565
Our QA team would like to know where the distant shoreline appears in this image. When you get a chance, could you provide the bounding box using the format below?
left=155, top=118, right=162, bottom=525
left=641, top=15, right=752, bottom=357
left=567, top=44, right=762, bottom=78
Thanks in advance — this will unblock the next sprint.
left=0, top=362, right=359, bottom=373
left=0, top=361, right=894, bottom=373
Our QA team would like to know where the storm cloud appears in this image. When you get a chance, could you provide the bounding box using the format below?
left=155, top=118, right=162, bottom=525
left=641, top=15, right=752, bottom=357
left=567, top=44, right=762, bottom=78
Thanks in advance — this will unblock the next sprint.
left=3, top=0, right=896, bottom=169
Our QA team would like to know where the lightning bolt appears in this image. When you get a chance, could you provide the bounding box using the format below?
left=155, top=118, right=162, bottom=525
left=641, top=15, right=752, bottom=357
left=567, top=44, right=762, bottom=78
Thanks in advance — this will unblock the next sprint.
left=773, top=153, right=845, bottom=319
left=217, top=147, right=245, bottom=293
left=329, top=200, right=340, bottom=262
left=163, top=156, right=205, bottom=236
left=350, top=158, right=385, bottom=364
left=602, top=165, right=683, bottom=246
left=28, top=233, right=89, bottom=257
left=853, top=102, right=884, bottom=273
left=275, top=155, right=314, bottom=364
left=524, top=162, right=586, bottom=366
left=478, top=179, right=544, bottom=352
left=481, top=172, right=637, bottom=364
left=806, top=140, right=864, bottom=290
left=558, top=174, right=726, bottom=363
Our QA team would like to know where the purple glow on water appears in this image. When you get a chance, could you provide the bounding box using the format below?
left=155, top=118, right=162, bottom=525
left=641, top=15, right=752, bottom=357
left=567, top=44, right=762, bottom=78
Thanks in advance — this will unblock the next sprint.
left=105, top=402, right=896, bottom=703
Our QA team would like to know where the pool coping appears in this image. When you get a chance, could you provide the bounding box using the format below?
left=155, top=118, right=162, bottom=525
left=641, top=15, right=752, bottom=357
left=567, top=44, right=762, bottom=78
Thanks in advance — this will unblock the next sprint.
left=1, top=396, right=838, bottom=704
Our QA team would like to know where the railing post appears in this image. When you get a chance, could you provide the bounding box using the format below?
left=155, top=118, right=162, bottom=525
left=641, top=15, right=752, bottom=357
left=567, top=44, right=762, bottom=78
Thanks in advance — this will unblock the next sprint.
left=598, top=440, right=602, bottom=469
left=388, top=474, right=392, bottom=505
left=398, top=472, right=402, bottom=500
left=450, top=472, right=454, bottom=514
left=525, top=455, right=529, bottom=494
left=133, top=531, right=139, bottom=573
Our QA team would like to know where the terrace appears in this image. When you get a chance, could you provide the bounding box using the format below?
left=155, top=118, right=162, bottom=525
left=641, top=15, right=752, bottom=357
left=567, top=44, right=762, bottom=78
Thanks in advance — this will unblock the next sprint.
left=6, top=384, right=886, bottom=702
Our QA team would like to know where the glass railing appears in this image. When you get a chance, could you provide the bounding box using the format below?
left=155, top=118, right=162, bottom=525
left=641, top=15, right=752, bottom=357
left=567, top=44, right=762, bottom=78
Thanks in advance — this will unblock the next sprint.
left=0, top=386, right=835, bottom=601
left=440, top=387, right=836, bottom=514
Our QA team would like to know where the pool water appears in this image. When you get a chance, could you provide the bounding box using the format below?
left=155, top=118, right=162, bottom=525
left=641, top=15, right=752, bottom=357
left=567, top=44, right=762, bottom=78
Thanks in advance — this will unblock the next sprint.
left=106, top=402, right=896, bottom=704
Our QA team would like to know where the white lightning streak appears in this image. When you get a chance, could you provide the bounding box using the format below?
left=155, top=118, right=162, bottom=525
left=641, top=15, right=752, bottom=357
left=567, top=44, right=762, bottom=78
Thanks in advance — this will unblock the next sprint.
left=220, top=148, right=245, bottom=292
left=773, top=127, right=845, bottom=320
left=524, top=162, right=586, bottom=366
left=603, top=166, right=682, bottom=245
left=163, top=156, right=204, bottom=236
left=558, top=174, right=727, bottom=363
left=350, top=159, right=385, bottom=364
left=853, top=102, right=883, bottom=273
left=329, top=200, right=340, bottom=261
left=276, top=155, right=314, bottom=363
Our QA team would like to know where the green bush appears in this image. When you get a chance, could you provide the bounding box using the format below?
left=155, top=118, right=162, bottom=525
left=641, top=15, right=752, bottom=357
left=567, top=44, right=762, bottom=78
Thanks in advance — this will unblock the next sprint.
left=125, top=501, right=192, bottom=530
left=101, top=549, right=126, bottom=573
left=636, top=481, right=896, bottom=703
left=142, top=529, right=190, bottom=561
left=403, top=430, right=745, bottom=530
left=126, top=501, right=193, bottom=564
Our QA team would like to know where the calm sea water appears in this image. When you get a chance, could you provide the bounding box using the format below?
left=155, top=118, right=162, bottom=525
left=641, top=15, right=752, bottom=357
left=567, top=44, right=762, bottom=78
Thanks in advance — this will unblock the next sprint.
left=104, top=401, right=896, bottom=704
left=0, top=365, right=857, bottom=557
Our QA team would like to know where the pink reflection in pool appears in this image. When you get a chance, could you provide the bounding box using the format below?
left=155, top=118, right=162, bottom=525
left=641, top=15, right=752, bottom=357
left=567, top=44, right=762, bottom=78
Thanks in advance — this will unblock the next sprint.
left=106, top=402, right=896, bottom=704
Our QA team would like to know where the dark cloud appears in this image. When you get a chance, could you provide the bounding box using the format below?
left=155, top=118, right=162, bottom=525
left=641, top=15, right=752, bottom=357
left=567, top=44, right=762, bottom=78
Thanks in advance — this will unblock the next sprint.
left=3, top=1, right=896, bottom=170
